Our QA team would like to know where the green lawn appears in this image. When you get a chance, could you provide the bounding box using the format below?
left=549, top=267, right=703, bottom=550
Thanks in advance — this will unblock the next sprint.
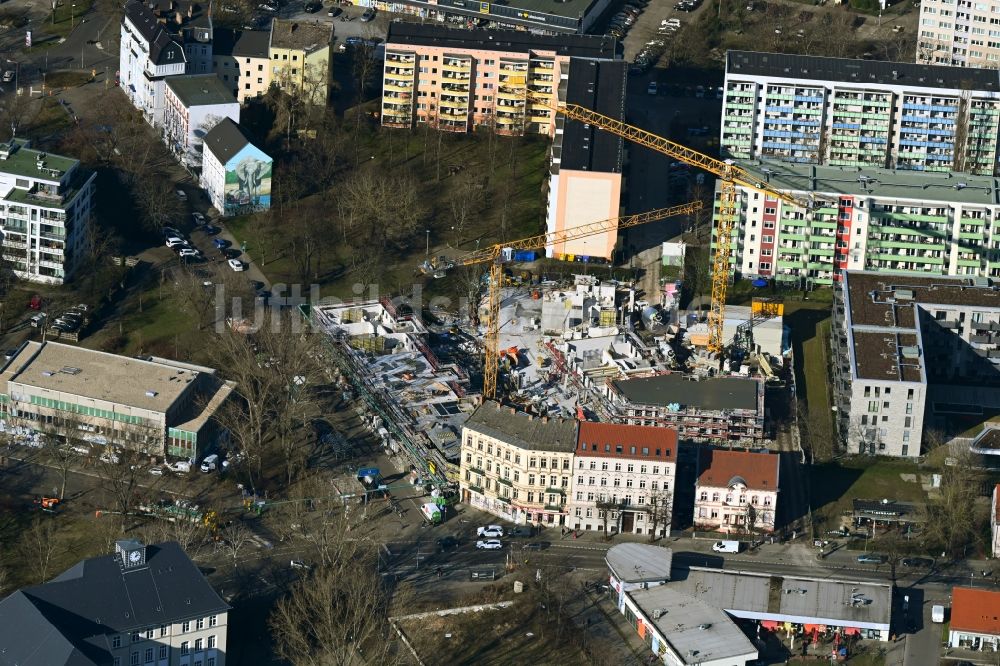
left=784, top=296, right=836, bottom=461
left=809, top=459, right=926, bottom=529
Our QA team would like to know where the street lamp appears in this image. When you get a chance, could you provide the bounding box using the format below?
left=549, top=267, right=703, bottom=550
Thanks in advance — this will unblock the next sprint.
left=71, top=3, right=76, bottom=28
left=425, top=229, right=430, bottom=258
left=51, top=0, right=56, bottom=25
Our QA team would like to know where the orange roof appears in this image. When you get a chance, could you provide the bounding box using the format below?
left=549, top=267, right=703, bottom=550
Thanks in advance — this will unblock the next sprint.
left=697, top=449, right=779, bottom=491
left=951, top=587, right=1000, bottom=635
left=577, top=422, right=677, bottom=462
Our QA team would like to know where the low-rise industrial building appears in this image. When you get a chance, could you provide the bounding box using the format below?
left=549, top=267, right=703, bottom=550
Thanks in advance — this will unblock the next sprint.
left=164, top=74, right=241, bottom=168
left=604, top=374, right=766, bottom=444
left=694, top=449, right=779, bottom=535
left=460, top=401, right=578, bottom=526
left=672, top=567, right=893, bottom=642
left=621, top=586, right=759, bottom=666
left=832, top=271, right=1000, bottom=456
left=605, top=543, right=673, bottom=591
left=0, top=539, right=229, bottom=666
left=200, top=118, right=272, bottom=217
left=0, top=341, right=234, bottom=461
left=948, top=587, right=1000, bottom=651
left=0, top=139, right=95, bottom=285
left=569, top=421, right=677, bottom=537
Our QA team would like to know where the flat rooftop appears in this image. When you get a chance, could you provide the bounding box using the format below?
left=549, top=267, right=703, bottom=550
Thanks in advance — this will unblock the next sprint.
left=610, top=374, right=761, bottom=412
left=846, top=273, right=1000, bottom=328
left=386, top=23, right=618, bottom=59
left=166, top=74, right=237, bottom=108
left=727, top=50, right=1000, bottom=94
left=0, top=139, right=77, bottom=182
left=2, top=342, right=211, bottom=414
left=673, top=567, right=892, bottom=630
left=851, top=331, right=922, bottom=382
left=464, top=401, right=578, bottom=453
left=270, top=19, right=333, bottom=52
left=628, top=586, right=757, bottom=665
left=606, top=543, right=673, bottom=584
left=734, top=158, right=1000, bottom=206
left=560, top=58, right=625, bottom=173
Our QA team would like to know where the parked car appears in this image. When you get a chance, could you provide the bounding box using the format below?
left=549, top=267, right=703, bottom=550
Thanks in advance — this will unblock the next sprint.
left=30, top=313, right=48, bottom=328
left=192, top=212, right=206, bottom=225
left=202, top=225, right=220, bottom=235
left=100, top=451, right=120, bottom=464
left=328, top=6, right=342, bottom=16
left=437, top=535, right=460, bottom=551
left=477, top=525, right=504, bottom=538
left=213, top=238, right=230, bottom=249
left=162, top=227, right=184, bottom=238
left=304, top=1, right=322, bottom=11
left=228, top=258, right=245, bottom=272
left=1, top=71, right=14, bottom=83
left=476, top=539, right=503, bottom=550
left=290, top=560, right=311, bottom=569
left=647, top=81, right=658, bottom=95
left=166, top=237, right=187, bottom=248
left=179, top=248, right=201, bottom=259
left=902, top=557, right=934, bottom=568
left=857, top=553, right=885, bottom=564
left=361, top=7, right=376, bottom=20
left=522, top=541, right=550, bottom=551
left=149, top=466, right=164, bottom=476
left=175, top=189, right=187, bottom=201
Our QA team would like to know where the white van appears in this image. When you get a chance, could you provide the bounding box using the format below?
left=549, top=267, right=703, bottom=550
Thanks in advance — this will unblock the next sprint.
left=712, top=540, right=742, bottom=553
left=200, top=454, right=219, bottom=472
left=931, top=605, right=946, bottom=623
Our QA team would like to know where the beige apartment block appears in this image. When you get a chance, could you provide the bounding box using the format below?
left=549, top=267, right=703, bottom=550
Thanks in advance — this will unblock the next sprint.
left=460, top=401, right=579, bottom=526
left=270, top=19, right=333, bottom=105
left=916, top=0, right=1000, bottom=68
left=694, top=449, right=779, bottom=535
left=213, top=28, right=272, bottom=103
left=381, top=23, right=618, bottom=135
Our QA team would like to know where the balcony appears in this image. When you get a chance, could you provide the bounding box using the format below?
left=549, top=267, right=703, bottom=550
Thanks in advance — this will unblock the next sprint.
left=545, top=487, right=566, bottom=495
left=468, top=485, right=483, bottom=494
left=497, top=477, right=513, bottom=487
left=441, top=60, right=471, bottom=72
left=543, top=504, right=564, bottom=512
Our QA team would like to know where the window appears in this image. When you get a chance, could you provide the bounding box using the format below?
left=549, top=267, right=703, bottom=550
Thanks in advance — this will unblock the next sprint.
left=195, top=638, right=203, bottom=651
left=208, top=659, right=216, bottom=666
left=589, top=461, right=596, bottom=470
left=144, top=648, right=153, bottom=663
left=160, top=625, right=168, bottom=637
left=197, top=618, right=205, bottom=630
left=159, top=646, right=167, bottom=660
left=114, top=659, right=121, bottom=666
left=112, top=635, right=122, bottom=649
left=640, top=465, right=647, bottom=474
left=699, top=492, right=708, bottom=500
left=181, top=642, right=190, bottom=656
left=182, top=621, right=190, bottom=633
left=145, top=629, right=153, bottom=639
left=131, top=653, right=140, bottom=666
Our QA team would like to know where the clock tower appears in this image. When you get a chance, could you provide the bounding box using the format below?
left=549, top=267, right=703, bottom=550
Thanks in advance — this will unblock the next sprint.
left=115, top=538, right=147, bottom=569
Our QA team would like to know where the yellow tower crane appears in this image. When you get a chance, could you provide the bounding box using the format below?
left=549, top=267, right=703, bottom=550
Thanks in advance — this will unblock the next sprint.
left=525, top=92, right=813, bottom=354
left=455, top=201, right=703, bottom=399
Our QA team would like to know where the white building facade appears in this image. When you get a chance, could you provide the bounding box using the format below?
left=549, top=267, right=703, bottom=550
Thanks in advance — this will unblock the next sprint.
left=569, top=422, right=677, bottom=538
left=694, top=449, right=779, bottom=534
left=916, top=0, right=1000, bottom=68
left=163, top=75, right=240, bottom=168
left=0, top=140, right=95, bottom=285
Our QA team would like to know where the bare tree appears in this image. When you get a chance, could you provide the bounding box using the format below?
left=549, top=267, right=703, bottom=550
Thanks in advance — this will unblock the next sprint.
left=94, top=430, right=161, bottom=516
left=41, top=437, right=79, bottom=501
left=18, top=516, right=60, bottom=584
left=133, top=178, right=185, bottom=233
left=923, top=443, right=986, bottom=558
left=219, top=519, right=254, bottom=564
left=645, top=492, right=673, bottom=542
left=269, top=541, right=398, bottom=666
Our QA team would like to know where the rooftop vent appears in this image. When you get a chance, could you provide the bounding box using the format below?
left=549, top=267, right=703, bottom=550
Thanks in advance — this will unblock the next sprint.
left=41, top=370, right=55, bottom=377
left=145, top=390, right=158, bottom=397
left=901, top=346, right=920, bottom=359
left=894, top=288, right=914, bottom=301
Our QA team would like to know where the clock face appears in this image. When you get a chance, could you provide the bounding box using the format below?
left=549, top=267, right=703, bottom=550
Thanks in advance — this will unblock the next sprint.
left=129, top=551, right=142, bottom=564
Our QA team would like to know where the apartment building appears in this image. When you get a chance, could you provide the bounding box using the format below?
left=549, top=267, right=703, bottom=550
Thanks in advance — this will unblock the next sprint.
left=120, top=0, right=215, bottom=127
left=381, top=23, right=618, bottom=135
left=0, top=341, right=235, bottom=461
left=0, top=139, right=95, bottom=285
left=831, top=271, right=1000, bottom=457
left=460, top=401, right=578, bottom=526
left=213, top=28, right=272, bottom=103
left=721, top=51, right=1000, bottom=175
left=269, top=20, right=333, bottom=106
left=545, top=58, right=626, bottom=262
left=715, top=157, right=1000, bottom=286
left=164, top=74, right=240, bottom=167
left=916, top=0, right=1000, bottom=69
left=201, top=118, right=273, bottom=217
left=568, top=422, right=677, bottom=537
left=350, top=0, right=610, bottom=34
left=0, top=539, right=228, bottom=666
left=694, top=449, right=779, bottom=534
left=604, top=374, right=766, bottom=444
left=993, top=483, right=1000, bottom=558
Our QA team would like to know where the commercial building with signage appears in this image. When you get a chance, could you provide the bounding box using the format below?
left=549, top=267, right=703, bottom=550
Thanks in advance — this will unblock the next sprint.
left=353, top=0, right=610, bottom=34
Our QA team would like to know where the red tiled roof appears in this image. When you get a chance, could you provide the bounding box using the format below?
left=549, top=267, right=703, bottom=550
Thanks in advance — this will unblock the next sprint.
left=951, top=587, right=1000, bottom=636
left=576, top=422, right=677, bottom=462
left=697, top=449, right=779, bottom=491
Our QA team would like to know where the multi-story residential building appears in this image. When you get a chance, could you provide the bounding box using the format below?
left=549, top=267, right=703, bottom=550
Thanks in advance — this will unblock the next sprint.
left=715, top=157, right=1000, bottom=286
left=604, top=374, right=766, bottom=444
left=120, top=0, right=214, bottom=127
left=721, top=51, right=1000, bottom=175
left=569, top=422, right=677, bottom=537
left=0, top=341, right=235, bottom=461
left=0, top=139, right=95, bottom=285
left=460, top=401, right=578, bottom=527
left=269, top=19, right=333, bottom=106
left=916, top=0, right=1000, bottom=69
left=948, top=587, right=1000, bottom=651
left=213, top=28, right=272, bottom=103
left=545, top=58, right=626, bottom=262
left=832, top=271, right=1000, bottom=457
left=694, top=449, right=779, bottom=535
left=164, top=74, right=240, bottom=167
left=346, top=0, right=611, bottom=34
left=201, top=118, right=273, bottom=217
left=380, top=23, right=618, bottom=135
left=0, top=539, right=228, bottom=666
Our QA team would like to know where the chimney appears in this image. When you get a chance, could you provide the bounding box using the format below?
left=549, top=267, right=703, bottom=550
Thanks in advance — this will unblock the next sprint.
left=542, top=416, right=549, bottom=423
left=509, top=407, right=516, bottom=415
